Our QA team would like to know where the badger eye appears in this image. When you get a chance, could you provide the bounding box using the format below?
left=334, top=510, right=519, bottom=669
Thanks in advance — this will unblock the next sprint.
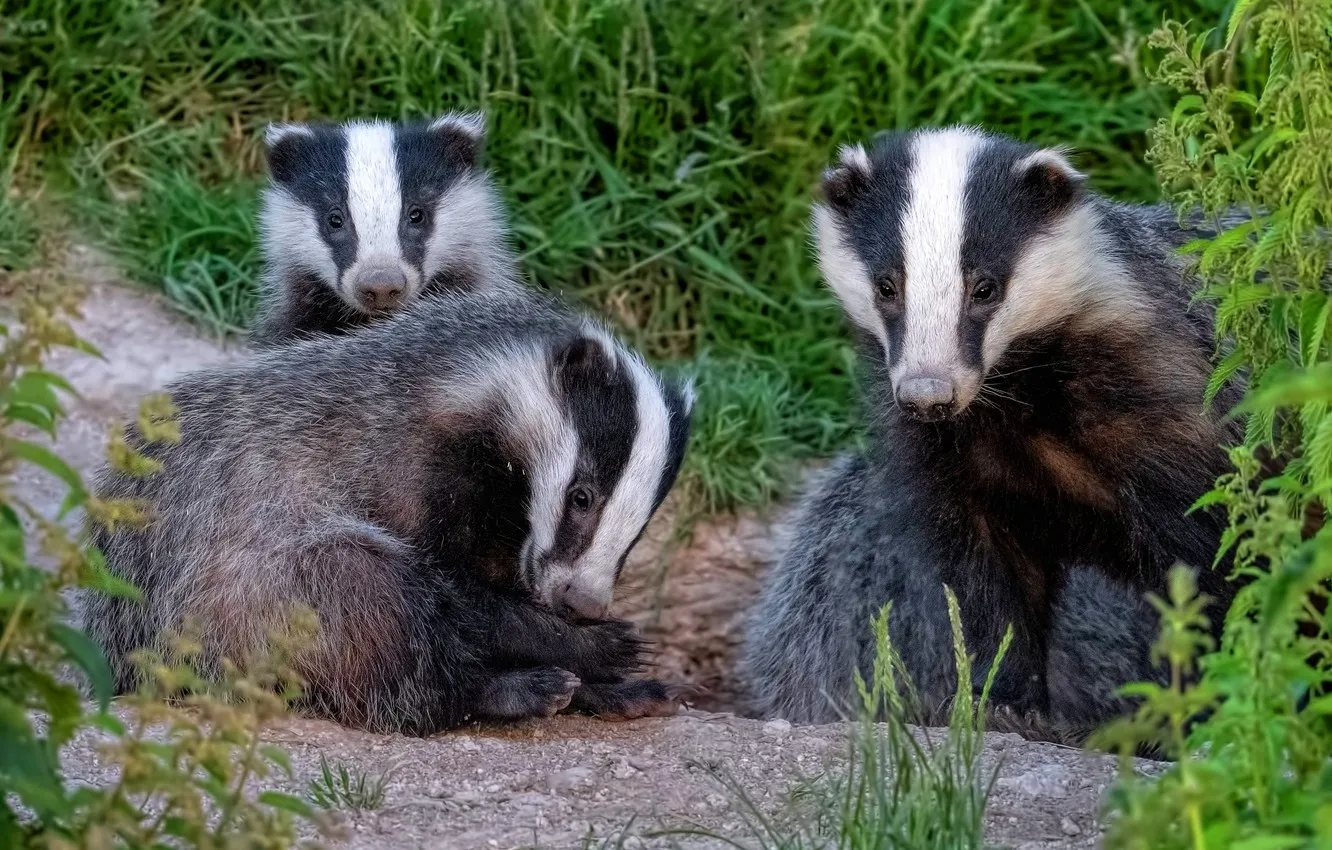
left=875, top=274, right=899, bottom=301
left=569, top=487, right=594, bottom=512
left=407, top=206, right=424, bottom=225
left=326, top=211, right=344, bottom=229
left=971, top=277, right=999, bottom=304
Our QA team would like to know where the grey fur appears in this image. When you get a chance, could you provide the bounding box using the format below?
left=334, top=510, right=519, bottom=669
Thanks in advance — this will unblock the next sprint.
left=742, top=455, right=1166, bottom=732
left=744, top=128, right=1241, bottom=745
left=82, top=287, right=691, bottom=734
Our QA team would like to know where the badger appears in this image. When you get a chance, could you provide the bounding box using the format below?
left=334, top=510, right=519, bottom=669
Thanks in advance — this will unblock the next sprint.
left=83, top=287, right=693, bottom=734
left=742, top=127, right=1242, bottom=732
left=250, top=112, right=519, bottom=344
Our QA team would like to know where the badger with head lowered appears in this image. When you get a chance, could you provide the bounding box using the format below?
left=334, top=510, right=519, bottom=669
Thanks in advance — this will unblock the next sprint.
left=251, top=112, right=518, bottom=344
left=84, top=287, right=692, bottom=734
left=744, top=127, right=1241, bottom=727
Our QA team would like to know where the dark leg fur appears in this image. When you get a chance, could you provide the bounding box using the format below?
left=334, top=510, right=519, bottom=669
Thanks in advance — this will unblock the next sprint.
left=484, top=600, right=647, bottom=683
left=566, top=680, right=685, bottom=720
left=473, top=668, right=581, bottom=720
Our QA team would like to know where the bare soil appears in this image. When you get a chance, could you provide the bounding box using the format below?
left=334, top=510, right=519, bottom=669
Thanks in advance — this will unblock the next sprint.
left=14, top=249, right=1151, bottom=848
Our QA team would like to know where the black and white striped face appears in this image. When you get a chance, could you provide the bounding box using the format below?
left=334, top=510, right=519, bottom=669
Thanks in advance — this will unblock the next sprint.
left=261, top=114, right=507, bottom=317
left=814, top=127, right=1123, bottom=422
left=452, top=327, right=693, bottom=620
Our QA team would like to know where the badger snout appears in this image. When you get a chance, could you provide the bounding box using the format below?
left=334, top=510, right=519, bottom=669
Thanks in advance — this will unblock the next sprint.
left=353, top=266, right=408, bottom=313
left=896, top=374, right=957, bottom=422
left=552, top=580, right=610, bottom=621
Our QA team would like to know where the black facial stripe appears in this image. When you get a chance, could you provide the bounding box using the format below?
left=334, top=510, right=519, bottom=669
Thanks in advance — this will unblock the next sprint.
left=960, top=137, right=1081, bottom=365
left=266, top=125, right=357, bottom=278
left=652, top=383, right=692, bottom=512
left=546, top=341, right=638, bottom=564
left=393, top=121, right=477, bottom=275
left=840, top=132, right=915, bottom=365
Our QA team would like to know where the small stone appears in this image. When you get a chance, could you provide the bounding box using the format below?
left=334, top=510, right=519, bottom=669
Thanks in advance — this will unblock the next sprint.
left=997, top=764, right=1073, bottom=799
left=611, top=758, right=638, bottom=780
left=1061, top=817, right=1082, bottom=836
left=455, top=736, right=480, bottom=753
left=548, top=767, right=594, bottom=793
left=762, top=719, right=792, bottom=737
left=486, top=784, right=501, bottom=793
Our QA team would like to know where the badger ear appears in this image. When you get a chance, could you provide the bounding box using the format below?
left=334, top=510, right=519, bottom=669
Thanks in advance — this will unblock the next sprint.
left=820, top=143, right=873, bottom=212
left=428, top=111, right=487, bottom=167
left=263, top=123, right=314, bottom=184
left=551, top=329, right=618, bottom=392
left=1014, top=147, right=1085, bottom=211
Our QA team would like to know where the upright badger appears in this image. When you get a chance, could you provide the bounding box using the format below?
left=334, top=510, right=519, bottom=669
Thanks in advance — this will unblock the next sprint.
left=744, top=127, right=1240, bottom=725
left=84, top=288, right=692, bottom=734
left=251, top=112, right=519, bottom=344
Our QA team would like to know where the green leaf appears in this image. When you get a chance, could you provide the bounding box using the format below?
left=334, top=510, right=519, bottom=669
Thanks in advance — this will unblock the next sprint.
left=1225, top=0, right=1262, bottom=46
left=259, top=790, right=316, bottom=818
left=1171, top=94, right=1204, bottom=126
left=262, top=745, right=294, bottom=778
left=0, top=695, right=71, bottom=819
left=1230, top=837, right=1306, bottom=850
left=49, top=623, right=115, bottom=711
left=8, top=439, right=86, bottom=496
left=6, top=402, right=56, bottom=436
left=84, top=547, right=143, bottom=601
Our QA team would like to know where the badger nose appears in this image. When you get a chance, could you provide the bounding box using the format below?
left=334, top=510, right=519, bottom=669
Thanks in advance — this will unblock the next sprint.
left=896, top=375, right=956, bottom=422
left=354, top=267, right=407, bottom=312
left=553, top=582, right=609, bottom=621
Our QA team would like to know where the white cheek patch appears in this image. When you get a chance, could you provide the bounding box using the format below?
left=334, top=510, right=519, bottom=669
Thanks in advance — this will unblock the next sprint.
left=343, top=122, right=418, bottom=299
left=421, top=172, right=513, bottom=289
left=894, top=127, right=984, bottom=385
left=571, top=345, right=672, bottom=609
left=259, top=186, right=339, bottom=291
left=812, top=204, right=890, bottom=359
left=982, top=203, right=1145, bottom=367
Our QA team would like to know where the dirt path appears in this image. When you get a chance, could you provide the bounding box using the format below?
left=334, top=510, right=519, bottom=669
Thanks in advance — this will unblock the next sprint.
left=13, top=254, right=1145, bottom=848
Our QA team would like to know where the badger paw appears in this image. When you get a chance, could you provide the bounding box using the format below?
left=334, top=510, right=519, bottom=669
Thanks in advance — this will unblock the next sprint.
left=477, top=667, right=581, bottom=721
left=570, top=618, right=651, bottom=680
left=566, top=679, right=694, bottom=721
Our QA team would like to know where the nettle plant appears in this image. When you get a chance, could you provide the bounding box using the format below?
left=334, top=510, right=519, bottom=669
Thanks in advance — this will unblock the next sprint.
left=1097, top=0, right=1332, bottom=846
left=0, top=274, right=325, bottom=847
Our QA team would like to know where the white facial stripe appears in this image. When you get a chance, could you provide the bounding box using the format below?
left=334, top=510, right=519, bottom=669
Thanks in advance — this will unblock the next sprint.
left=572, top=346, right=672, bottom=606
left=435, top=343, right=579, bottom=585
left=813, top=204, right=889, bottom=357
left=984, top=203, right=1143, bottom=365
left=343, top=122, right=416, bottom=298
left=259, top=186, right=339, bottom=291
left=895, top=128, right=985, bottom=383
left=422, top=173, right=512, bottom=287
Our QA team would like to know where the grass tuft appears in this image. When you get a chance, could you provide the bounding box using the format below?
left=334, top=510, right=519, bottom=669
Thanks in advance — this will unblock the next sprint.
left=306, top=754, right=391, bottom=812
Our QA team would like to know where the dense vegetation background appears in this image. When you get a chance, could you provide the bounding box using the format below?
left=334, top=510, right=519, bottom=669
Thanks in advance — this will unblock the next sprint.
left=0, top=0, right=1233, bottom=513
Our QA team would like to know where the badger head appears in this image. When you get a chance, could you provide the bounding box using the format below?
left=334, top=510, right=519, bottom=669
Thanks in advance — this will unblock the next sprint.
left=445, top=324, right=693, bottom=620
left=260, top=112, right=509, bottom=316
left=813, top=127, right=1135, bottom=422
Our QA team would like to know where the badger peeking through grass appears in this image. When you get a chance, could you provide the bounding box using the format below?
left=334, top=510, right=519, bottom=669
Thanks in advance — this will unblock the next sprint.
left=743, top=127, right=1241, bottom=730
left=84, top=288, right=692, bottom=734
left=250, top=112, right=518, bottom=345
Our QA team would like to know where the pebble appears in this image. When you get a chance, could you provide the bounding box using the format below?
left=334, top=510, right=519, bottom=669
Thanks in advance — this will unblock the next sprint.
left=762, top=718, right=793, bottom=737
left=611, top=759, right=638, bottom=780
left=998, top=764, right=1073, bottom=799
left=1061, top=817, right=1082, bottom=836
left=548, top=767, right=594, bottom=793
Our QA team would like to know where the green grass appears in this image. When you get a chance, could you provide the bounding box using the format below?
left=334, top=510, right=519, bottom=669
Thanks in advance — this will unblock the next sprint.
left=656, top=592, right=1009, bottom=849
left=1, top=0, right=1231, bottom=512
left=305, top=754, right=391, bottom=812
